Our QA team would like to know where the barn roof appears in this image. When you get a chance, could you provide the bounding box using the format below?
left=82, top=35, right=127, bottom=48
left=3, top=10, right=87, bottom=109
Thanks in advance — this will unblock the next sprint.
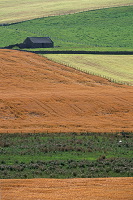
left=27, top=37, right=53, bottom=43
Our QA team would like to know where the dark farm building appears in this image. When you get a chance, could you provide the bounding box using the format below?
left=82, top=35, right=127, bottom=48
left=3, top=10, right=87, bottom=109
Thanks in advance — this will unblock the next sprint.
left=23, top=37, right=54, bottom=48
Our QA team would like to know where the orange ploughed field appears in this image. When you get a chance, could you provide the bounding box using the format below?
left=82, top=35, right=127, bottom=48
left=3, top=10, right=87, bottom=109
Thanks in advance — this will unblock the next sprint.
left=0, top=49, right=133, bottom=133
left=0, top=49, right=133, bottom=199
left=1, top=177, right=133, bottom=200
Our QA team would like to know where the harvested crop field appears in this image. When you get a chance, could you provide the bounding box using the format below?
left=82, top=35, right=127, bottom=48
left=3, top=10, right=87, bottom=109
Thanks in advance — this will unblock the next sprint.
left=0, top=0, right=133, bottom=23
left=45, top=54, right=133, bottom=85
left=1, top=177, right=133, bottom=200
left=0, top=49, right=133, bottom=133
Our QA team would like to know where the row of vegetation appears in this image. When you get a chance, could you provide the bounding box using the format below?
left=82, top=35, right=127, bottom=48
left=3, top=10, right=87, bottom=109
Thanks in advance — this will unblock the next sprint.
left=0, top=132, right=132, bottom=179
left=1, top=158, right=132, bottom=179
left=0, top=6, right=133, bottom=50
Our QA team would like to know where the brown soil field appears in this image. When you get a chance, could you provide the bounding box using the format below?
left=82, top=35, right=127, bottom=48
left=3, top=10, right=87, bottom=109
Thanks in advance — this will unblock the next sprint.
left=1, top=177, right=133, bottom=200
left=0, top=49, right=133, bottom=133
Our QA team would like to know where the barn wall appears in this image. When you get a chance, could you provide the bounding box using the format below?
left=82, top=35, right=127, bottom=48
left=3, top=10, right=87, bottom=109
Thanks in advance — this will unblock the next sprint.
left=23, top=38, right=54, bottom=48
left=23, top=38, right=32, bottom=48
left=30, top=43, right=54, bottom=48
left=42, top=43, right=54, bottom=48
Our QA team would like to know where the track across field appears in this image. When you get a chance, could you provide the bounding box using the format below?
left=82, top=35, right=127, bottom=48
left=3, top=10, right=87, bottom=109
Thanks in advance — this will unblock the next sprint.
left=0, top=49, right=133, bottom=133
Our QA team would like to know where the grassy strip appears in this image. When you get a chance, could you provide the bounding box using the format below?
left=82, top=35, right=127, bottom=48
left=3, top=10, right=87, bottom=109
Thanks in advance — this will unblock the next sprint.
left=0, top=6, right=133, bottom=48
left=0, top=132, right=133, bottom=179
left=22, top=47, right=133, bottom=52
left=0, top=0, right=133, bottom=23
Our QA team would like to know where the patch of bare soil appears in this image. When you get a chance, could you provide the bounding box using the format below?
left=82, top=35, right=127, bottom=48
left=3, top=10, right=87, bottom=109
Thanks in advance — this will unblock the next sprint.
left=1, top=177, right=133, bottom=200
left=0, top=49, right=133, bottom=133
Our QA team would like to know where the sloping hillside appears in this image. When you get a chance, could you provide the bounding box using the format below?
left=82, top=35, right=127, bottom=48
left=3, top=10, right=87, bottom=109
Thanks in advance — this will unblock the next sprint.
left=0, top=0, right=133, bottom=23
left=1, top=6, right=133, bottom=48
left=0, top=49, right=133, bottom=133
left=46, top=54, right=133, bottom=85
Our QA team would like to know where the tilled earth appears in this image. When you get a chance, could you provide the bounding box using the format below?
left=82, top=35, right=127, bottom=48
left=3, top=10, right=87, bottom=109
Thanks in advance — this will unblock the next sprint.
left=0, top=49, right=133, bottom=133
left=1, top=177, right=133, bottom=200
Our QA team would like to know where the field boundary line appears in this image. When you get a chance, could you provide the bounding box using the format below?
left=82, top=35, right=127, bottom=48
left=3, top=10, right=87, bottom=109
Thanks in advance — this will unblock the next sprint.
left=0, top=48, right=132, bottom=86
left=0, top=4, right=133, bottom=24
left=45, top=57, right=133, bottom=86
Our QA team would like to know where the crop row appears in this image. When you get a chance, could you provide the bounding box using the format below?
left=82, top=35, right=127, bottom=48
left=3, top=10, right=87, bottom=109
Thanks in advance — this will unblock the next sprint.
left=0, top=133, right=132, bottom=157
left=0, top=157, right=132, bottom=179
left=0, top=132, right=132, bottom=179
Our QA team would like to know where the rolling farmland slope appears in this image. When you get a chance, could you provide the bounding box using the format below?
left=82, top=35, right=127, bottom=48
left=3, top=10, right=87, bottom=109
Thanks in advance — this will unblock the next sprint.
left=0, top=6, right=133, bottom=49
left=0, top=49, right=133, bottom=133
left=0, top=6, right=132, bottom=86
left=0, top=0, right=133, bottom=23
left=0, top=1, right=133, bottom=198
left=45, top=54, right=133, bottom=85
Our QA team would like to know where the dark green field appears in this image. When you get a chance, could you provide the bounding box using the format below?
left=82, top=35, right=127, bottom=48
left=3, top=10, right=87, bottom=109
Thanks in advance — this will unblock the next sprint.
left=0, top=132, right=133, bottom=179
left=0, top=6, right=133, bottom=50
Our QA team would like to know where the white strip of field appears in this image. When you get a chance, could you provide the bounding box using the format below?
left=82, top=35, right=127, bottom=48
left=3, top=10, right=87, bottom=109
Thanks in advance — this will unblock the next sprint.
left=0, top=0, right=133, bottom=23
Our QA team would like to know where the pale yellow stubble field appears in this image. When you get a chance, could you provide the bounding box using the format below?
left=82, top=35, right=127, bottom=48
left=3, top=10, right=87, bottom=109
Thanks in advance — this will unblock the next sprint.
left=45, top=54, right=133, bottom=85
left=0, top=0, right=133, bottom=23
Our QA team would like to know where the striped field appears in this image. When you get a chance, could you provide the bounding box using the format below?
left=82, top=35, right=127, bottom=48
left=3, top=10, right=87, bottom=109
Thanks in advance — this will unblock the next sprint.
left=45, top=54, right=133, bottom=85
left=0, top=0, right=133, bottom=23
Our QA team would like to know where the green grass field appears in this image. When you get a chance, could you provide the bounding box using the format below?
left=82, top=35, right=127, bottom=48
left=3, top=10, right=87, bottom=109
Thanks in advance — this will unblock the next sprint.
left=0, top=6, right=133, bottom=49
left=0, top=0, right=133, bottom=23
left=45, top=54, right=133, bottom=85
left=0, top=132, right=133, bottom=179
left=0, top=6, right=132, bottom=85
